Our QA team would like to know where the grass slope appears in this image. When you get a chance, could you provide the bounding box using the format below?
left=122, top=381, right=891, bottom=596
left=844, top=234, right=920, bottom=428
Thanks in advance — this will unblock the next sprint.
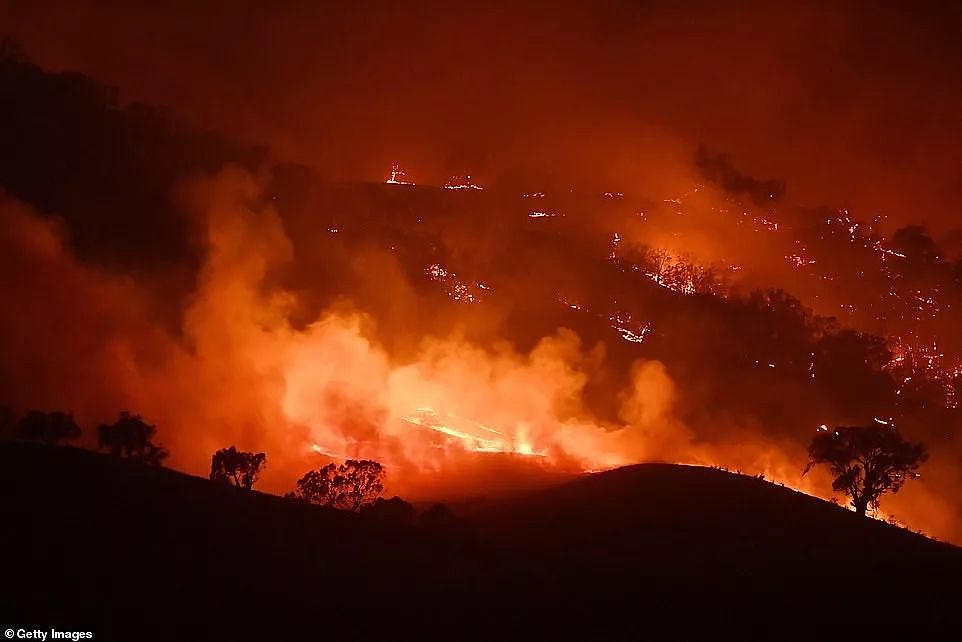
left=1, top=443, right=959, bottom=640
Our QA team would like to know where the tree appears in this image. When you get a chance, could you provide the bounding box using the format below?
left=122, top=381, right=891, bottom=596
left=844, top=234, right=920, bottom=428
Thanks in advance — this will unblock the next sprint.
left=98, top=411, right=169, bottom=466
left=210, top=446, right=266, bottom=490
left=741, top=288, right=816, bottom=373
left=292, top=467, right=336, bottom=505
left=804, top=423, right=927, bottom=516
left=15, top=410, right=81, bottom=445
left=338, top=460, right=385, bottom=511
left=813, top=331, right=896, bottom=416
left=292, top=459, right=384, bottom=511
left=890, top=225, right=940, bottom=264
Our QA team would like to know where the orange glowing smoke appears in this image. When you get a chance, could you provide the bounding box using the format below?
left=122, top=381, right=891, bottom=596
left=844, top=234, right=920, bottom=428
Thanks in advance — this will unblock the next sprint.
left=0, top=170, right=681, bottom=493
left=0, top=169, right=957, bottom=542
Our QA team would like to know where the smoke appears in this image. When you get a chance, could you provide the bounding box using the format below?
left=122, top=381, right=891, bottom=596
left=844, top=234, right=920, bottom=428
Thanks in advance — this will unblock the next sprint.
left=0, top=167, right=958, bottom=540
left=695, top=146, right=785, bottom=206
left=0, top=195, right=171, bottom=422
left=3, top=1, right=962, bottom=541
left=0, top=171, right=690, bottom=495
left=7, top=1, right=962, bottom=235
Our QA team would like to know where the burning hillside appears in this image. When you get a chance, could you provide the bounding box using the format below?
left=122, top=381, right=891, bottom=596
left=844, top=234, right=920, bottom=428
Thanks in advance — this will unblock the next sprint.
left=2, top=154, right=958, bottom=540
left=1, top=12, right=962, bottom=546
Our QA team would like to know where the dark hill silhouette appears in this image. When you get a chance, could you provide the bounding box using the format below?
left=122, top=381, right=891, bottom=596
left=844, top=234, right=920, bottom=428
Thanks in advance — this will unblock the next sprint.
left=472, top=464, right=960, bottom=606
left=1, top=443, right=959, bottom=640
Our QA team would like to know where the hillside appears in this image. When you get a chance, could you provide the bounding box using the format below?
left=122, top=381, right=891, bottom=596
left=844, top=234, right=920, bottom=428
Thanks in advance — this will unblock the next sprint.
left=1, top=443, right=959, bottom=640
left=2, top=49, right=962, bottom=546
left=472, top=464, right=962, bottom=628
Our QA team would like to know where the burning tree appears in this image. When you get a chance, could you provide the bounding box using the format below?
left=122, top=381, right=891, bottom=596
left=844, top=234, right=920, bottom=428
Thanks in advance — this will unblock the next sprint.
left=292, top=459, right=384, bottom=511
left=209, top=446, right=267, bottom=490
left=14, top=410, right=81, bottom=446
left=804, top=423, right=926, bottom=516
left=98, top=411, right=169, bottom=466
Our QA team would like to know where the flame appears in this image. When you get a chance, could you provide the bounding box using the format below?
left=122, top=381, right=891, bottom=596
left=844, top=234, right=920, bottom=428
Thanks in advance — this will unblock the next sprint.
left=1, top=169, right=959, bottom=542
left=385, top=162, right=414, bottom=186
left=400, top=408, right=547, bottom=457
left=443, top=174, right=484, bottom=190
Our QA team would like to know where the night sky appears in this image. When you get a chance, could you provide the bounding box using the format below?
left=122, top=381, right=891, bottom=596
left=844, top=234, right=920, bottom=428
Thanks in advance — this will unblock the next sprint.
left=4, top=1, right=962, bottom=240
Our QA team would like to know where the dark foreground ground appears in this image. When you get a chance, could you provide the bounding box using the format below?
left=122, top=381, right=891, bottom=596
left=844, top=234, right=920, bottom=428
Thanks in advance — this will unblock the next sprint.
left=1, top=443, right=959, bottom=640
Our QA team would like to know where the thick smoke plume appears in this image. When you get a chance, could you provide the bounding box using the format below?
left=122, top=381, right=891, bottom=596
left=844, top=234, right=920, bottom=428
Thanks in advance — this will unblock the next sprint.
left=1, top=166, right=958, bottom=539
left=0, top=172, right=689, bottom=495
left=2, top=2, right=962, bottom=543
left=695, top=146, right=785, bottom=206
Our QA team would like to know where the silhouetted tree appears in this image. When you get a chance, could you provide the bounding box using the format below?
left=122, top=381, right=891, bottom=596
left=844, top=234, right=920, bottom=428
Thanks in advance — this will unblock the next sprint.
left=15, top=410, right=81, bottom=445
left=804, top=423, right=927, bottom=516
left=813, top=331, right=895, bottom=416
left=210, top=446, right=266, bottom=490
left=741, top=288, right=816, bottom=373
left=339, top=460, right=385, bottom=510
left=293, top=459, right=384, bottom=511
left=890, top=225, right=940, bottom=264
left=360, top=496, right=416, bottom=525
left=98, top=411, right=168, bottom=466
left=291, top=467, right=334, bottom=505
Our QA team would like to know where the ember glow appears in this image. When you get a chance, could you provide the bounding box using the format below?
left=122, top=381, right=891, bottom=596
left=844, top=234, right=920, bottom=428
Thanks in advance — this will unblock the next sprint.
left=443, top=174, right=484, bottom=191
left=425, top=263, right=489, bottom=304
left=400, top=408, right=547, bottom=457
left=528, top=210, right=563, bottom=219
left=385, top=162, right=414, bottom=186
left=2, top=1, right=962, bottom=546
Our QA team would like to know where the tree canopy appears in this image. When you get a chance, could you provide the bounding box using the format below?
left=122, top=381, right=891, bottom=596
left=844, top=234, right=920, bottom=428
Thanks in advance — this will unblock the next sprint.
left=210, top=446, right=267, bottom=490
left=98, top=411, right=168, bottom=466
left=804, top=423, right=926, bottom=516
left=292, top=459, right=384, bottom=511
left=14, top=410, right=81, bottom=445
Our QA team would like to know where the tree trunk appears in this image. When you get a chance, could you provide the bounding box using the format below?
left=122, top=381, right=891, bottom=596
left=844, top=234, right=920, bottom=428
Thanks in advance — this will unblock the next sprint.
left=854, top=495, right=869, bottom=516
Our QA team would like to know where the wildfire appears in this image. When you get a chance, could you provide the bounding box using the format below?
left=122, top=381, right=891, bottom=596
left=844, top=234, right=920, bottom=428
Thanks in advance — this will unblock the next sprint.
left=385, top=162, right=414, bottom=186
left=400, top=407, right=547, bottom=457
left=610, top=246, right=729, bottom=297
left=740, top=211, right=778, bottom=232
left=3, top=160, right=957, bottom=542
left=528, top=210, right=564, bottom=218
left=311, top=442, right=349, bottom=459
left=443, top=174, right=484, bottom=190
left=425, top=263, right=489, bottom=303
left=608, top=313, right=652, bottom=344
left=885, top=336, right=962, bottom=409
left=785, top=240, right=817, bottom=268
